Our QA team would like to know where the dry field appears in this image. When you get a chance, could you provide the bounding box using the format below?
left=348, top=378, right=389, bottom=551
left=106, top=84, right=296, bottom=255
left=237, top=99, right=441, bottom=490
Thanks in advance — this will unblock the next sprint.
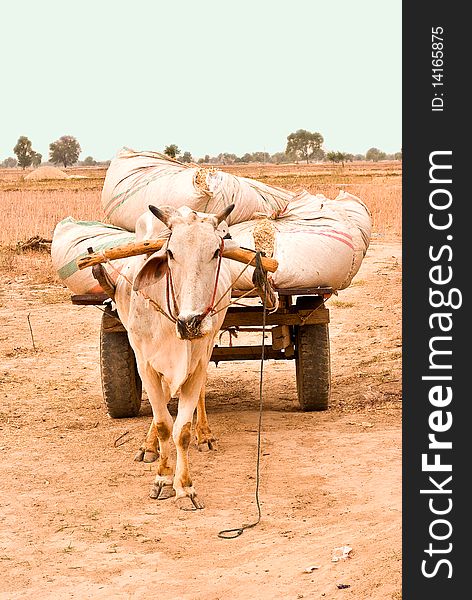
left=0, top=161, right=401, bottom=246
left=0, top=162, right=402, bottom=599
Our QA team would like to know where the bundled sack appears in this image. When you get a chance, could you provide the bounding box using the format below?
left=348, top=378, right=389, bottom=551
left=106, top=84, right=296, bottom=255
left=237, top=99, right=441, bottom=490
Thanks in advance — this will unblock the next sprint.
left=51, top=217, right=135, bottom=295
left=321, top=190, right=372, bottom=249
left=101, top=148, right=294, bottom=231
left=227, top=190, right=371, bottom=291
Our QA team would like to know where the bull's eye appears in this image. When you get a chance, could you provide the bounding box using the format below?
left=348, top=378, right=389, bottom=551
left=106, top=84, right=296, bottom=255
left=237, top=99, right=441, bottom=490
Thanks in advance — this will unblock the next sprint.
left=213, top=248, right=220, bottom=259
left=167, top=249, right=174, bottom=260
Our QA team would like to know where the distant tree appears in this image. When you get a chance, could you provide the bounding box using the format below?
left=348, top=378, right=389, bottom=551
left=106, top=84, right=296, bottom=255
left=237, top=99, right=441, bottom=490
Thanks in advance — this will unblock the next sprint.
left=239, top=151, right=273, bottom=163
left=181, top=151, right=193, bottom=163
left=366, top=147, right=387, bottom=162
left=286, top=129, right=324, bottom=163
left=31, top=151, right=42, bottom=167
left=164, top=144, right=180, bottom=159
left=311, top=147, right=326, bottom=162
left=251, top=151, right=271, bottom=163
left=14, top=136, right=34, bottom=169
left=394, top=149, right=402, bottom=161
left=49, top=135, right=81, bottom=168
left=353, top=153, right=365, bottom=161
left=197, top=157, right=205, bottom=164
left=326, top=151, right=344, bottom=166
left=326, top=151, right=337, bottom=164
left=82, top=156, right=97, bottom=166
left=1, top=157, right=18, bottom=168
left=271, top=152, right=290, bottom=164
left=216, top=152, right=238, bottom=165
left=327, top=151, right=355, bottom=167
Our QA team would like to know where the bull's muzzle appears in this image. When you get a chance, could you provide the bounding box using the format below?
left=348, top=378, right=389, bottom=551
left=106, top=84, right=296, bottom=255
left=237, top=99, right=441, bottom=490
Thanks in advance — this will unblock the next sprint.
left=176, top=314, right=207, bottom=340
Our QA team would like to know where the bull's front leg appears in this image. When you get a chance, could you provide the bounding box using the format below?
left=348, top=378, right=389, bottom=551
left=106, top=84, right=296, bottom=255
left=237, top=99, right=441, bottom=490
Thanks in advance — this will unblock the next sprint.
left=173, top=365, right=206, bottom=510
left=137, top=363, right=175, bottom=500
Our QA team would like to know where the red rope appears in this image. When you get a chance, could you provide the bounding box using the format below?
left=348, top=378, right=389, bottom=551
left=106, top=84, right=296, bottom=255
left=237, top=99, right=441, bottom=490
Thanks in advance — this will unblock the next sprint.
left=204, top=237, right=225, bottom=317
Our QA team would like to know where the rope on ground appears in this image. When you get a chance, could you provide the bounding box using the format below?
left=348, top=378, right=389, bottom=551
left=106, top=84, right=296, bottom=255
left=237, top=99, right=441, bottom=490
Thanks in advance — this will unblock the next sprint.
left=218, top=252, right=268, bottom=539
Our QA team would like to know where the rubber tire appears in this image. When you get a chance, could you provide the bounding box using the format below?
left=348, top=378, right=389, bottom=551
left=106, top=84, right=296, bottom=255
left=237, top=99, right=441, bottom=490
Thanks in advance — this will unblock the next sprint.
left=100, top=310, right=142, bottom=418
left=295, top=323, right=331, bottom=411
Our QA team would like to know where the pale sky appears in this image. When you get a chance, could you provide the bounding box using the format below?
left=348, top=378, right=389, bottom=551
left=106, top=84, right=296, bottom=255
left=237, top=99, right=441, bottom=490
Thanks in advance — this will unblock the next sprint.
left=1, top=0, right=401, bottom=162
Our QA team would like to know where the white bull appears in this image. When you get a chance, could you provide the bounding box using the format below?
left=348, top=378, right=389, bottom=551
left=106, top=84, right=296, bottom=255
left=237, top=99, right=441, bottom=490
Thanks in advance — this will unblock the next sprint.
left=114, top=203, right=234, bottom=509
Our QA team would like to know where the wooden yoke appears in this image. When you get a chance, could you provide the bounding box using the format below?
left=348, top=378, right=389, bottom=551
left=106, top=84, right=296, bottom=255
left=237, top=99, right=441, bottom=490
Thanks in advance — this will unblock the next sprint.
left=76, top=239, right=279, bottom=273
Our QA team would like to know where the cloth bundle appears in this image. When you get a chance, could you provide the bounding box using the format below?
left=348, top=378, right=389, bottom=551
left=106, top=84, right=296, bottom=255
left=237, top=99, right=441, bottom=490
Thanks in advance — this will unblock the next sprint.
left=52, top=150, right=371, bottom=295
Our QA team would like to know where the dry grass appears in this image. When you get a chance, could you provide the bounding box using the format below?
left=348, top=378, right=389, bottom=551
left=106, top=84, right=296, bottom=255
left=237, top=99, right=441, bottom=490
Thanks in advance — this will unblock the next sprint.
left=0, top=247, right=59, bottom=285
left=0, top=162, right=401, bottom=245
left=0, top=161, right=401, bottom=282
left=331, top=300, right=355, bottom=309
left=0, top=189, right=103, bottom=244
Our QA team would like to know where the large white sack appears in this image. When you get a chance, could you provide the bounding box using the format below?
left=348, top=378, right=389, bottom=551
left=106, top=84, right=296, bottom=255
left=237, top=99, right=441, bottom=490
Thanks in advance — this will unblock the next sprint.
left=51, top=217, right=135, bottom=295
left=101, top=148, right=293, bottom=231
left=322, top=190, right=372, bottom=249
left=227, top=190, right=371, bottom=291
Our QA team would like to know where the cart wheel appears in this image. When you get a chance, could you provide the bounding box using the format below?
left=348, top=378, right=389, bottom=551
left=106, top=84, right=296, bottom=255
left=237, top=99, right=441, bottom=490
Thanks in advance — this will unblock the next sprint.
left=100, top=307, right=142, bottom=418
left=295, top=323, right=331, bottom=411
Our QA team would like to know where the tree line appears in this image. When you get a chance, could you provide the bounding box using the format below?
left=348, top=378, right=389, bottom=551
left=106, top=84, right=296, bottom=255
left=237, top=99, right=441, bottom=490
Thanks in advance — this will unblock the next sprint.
left=2, top=135, right=82, bottom=170
left=163, top=131, right=401, bottom=165
left=1, top=130, right=401, bottom=169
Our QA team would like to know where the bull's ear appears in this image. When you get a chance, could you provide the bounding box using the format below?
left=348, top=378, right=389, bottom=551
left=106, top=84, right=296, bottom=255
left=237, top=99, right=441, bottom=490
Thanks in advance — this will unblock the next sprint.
left=215, top=203, right=235, bottom=225
left=148, top=205, right=177, bottom=228
left=133, top=250, right=168, bottom=291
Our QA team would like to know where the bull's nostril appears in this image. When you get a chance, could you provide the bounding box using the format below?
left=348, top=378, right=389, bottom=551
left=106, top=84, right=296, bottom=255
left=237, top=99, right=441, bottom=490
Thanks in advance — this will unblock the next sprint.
left=177, top=318, right=187, bottom=336
left=176, top=315, right=206, bottom=339
left=189, top=316, right=200, bottom=328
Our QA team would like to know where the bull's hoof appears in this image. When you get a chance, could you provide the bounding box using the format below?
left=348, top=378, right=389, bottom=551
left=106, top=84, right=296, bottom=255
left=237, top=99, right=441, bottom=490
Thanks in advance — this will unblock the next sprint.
left=196, top=432, right=218, bottom=452
left=135, top=449, right=159, bottom=463
left=150, top=477, right=175, bottom=500
left=197, top=440, right=218, bottom=452
left=143, top=451, right=159, bottom=463
left=175, top=493, right=205, bottom=511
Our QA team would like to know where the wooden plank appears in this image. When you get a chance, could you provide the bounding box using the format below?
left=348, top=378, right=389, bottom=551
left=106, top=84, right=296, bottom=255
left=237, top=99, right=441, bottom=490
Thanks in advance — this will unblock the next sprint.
left=211, top=345, right=295, bottom=362
left=272, top=325, right=291, bottom=350
left=77, top=241, right=279, bottom=273
left=276, top=286, right=334, bottom=296
left=70, top=294, right=108, bottom=305
left=231, top=287, right=334, bottom=298
left=222, top=306, right=330, bottom=327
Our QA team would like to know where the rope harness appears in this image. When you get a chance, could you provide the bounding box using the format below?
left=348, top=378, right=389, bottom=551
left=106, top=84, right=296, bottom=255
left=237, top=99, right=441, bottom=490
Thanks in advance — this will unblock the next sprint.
left=165, top=236, right=226, bottom=324
left=104, top=238, right=264, bottom=324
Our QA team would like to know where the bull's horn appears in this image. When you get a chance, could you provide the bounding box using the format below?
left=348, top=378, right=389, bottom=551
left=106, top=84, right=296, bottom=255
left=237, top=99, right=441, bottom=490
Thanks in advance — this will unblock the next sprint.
left=149, top=205, right=178, bottom=227
left=215, top=203, right=235, bottom=225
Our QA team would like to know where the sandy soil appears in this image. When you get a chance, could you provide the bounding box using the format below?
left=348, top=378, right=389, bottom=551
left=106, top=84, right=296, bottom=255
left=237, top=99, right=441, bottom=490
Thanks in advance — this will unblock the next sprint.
left=0, top=240, right=401, bottom=600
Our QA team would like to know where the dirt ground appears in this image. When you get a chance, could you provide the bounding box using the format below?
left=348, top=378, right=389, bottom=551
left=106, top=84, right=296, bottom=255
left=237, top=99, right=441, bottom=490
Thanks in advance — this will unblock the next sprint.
left=0, top=239, right=401, bottom=600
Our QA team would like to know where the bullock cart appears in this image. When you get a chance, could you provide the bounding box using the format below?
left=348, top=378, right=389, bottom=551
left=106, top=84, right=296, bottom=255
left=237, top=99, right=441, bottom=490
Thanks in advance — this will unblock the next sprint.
left=71, top=285, right=332, bottom=417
